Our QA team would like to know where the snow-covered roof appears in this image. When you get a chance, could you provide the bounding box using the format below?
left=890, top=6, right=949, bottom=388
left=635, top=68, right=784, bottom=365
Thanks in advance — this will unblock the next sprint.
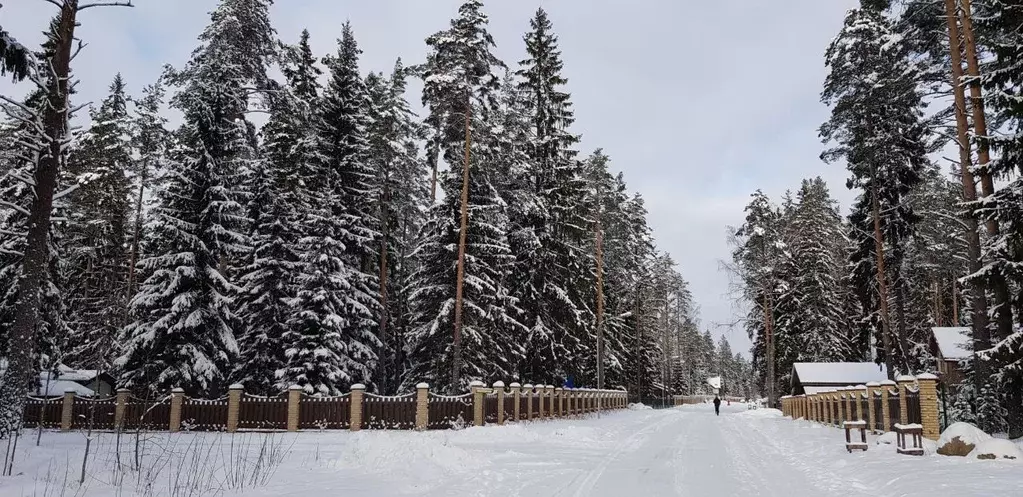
left=791, top=362, right=888, bottom=386
left=34, top=378, right=95, bottom=397
left=932, top=327, right=971, bottom=360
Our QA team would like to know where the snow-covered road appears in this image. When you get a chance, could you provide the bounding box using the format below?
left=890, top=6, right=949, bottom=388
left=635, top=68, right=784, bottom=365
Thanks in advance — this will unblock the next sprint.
left=3, top=404, right=1021, bottom=496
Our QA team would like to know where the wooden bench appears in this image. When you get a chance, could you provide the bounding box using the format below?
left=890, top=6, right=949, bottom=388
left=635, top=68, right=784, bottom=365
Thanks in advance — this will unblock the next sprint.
left=894, top=423, right=924, bottom=456
left=843, top=420, right=867, bottom=452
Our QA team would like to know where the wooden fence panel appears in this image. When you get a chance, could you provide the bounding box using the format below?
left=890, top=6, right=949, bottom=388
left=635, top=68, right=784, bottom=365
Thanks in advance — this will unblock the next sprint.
left=858, top=394, right=869, bottom=422
left=22, top=398, right=62, bottom=428
left=71, top=397, right=117, bottom=430
left=180, top=397, right=228, bottom=431
left=887, top=390, right=901, bottom=429
left=872, top=392, right=884, bottom=432
left=503, top=395, right=514, bottom=421
left=122, top=398, right=171, bottom=431
left=299, top=395, right=351, bottom=430
left=906, top=387, right=921, bottom=425
left=484, top=394, right=498, bottom=424
left=363, top=394, right=416, bottom=430
left=238, top=394, right=288, bottom=430
left=427, top=394, right=472, bottom=430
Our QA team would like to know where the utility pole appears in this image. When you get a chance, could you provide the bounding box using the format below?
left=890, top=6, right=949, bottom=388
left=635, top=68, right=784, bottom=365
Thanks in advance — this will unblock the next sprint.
left=942, top=0, right=991, bottom=389
left=451, top=91, right=472, bottom=391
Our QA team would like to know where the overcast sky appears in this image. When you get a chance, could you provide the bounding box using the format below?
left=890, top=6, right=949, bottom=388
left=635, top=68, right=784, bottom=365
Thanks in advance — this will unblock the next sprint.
left=2, top=0, right=862, bottom=356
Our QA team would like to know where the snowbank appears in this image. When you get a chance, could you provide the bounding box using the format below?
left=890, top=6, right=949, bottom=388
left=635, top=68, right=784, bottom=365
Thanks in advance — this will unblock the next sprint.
left=628, top=403, right=652, bottom=410
left=937, top=422, right=992, bottom=456
left=972, top=439, right=1023, bottom=461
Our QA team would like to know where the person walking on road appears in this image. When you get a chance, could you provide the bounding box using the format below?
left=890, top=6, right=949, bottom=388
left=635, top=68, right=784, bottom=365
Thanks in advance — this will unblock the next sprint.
left=713, top=396, right=721, bottom=416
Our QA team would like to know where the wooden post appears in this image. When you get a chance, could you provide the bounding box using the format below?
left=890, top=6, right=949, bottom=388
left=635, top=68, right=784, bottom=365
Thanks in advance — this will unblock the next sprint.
left=494, top=381, right=506, bottom=425
left=350, top=384, right=366, bottom=432
left=114, top=388, right=130, bottom=429
left=471, top=381, right=486, bottom=427
left=61, top=390, right=75, bottom=431
left=169, top=388, right=184, bottom=433
left=415, top=383, right=430, bottom=431
left=287, top=385, right=302, bottom=432
left=510, top=382, right=521, bottom=422
left=226, top=384, right=243, bottom=433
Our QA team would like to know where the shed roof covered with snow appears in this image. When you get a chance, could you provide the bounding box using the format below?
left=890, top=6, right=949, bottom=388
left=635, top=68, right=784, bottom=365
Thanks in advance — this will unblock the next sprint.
left=789, top=362, right=889, bottom=395
left=931, top=327, right=971, bottom=361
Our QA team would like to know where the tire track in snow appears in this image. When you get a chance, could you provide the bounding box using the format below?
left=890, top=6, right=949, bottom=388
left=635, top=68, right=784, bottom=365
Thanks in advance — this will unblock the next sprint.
left=567, top=410, right=683, bottom=497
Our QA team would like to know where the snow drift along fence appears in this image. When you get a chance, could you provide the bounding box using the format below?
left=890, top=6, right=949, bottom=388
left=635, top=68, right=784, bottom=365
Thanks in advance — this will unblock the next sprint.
left=780, top=374, right=940, bottom=441
left=22, top=381, right=628, bottom=434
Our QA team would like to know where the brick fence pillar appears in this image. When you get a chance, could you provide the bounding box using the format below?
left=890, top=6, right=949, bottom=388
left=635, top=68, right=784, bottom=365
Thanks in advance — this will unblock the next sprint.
left=227, top=384, right=243, bottom=433
left=61, top=390, right=75, bottom=431
left=471, top=381, right=486, bottom=427
left=510, top=382, right=521, bottom=422
left=350, top=384, right=366, bottom=432
left=524, top=384, right=534, bottom=421
left=287, top=385, right=303, bottom=432
left=881, top=380, right=894, bottom=432
left=545, top=385, right=555, bottom=415
left=897, top=375, right=915, bottom=426
left=494, top=381, right=506, bottom=425
left=169, top=388, right=184, bottom=433
left=415, top=383, right=430, bottom=431
left=916, top=373, right=940, bottom=440
left=845, top=387, right=855, bottom=423
left=855, top=385, right=867, bottom=422
left=114, top=388, right=130, bottom=429
left=555, top=388, right=564, bottom=417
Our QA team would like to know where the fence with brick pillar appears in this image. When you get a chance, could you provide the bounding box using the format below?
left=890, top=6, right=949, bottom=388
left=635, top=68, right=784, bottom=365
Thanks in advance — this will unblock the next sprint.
left=26, top=382, right=628, bottom=434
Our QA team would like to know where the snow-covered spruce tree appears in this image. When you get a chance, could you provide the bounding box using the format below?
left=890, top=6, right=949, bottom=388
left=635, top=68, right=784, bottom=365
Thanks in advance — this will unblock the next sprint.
left=126, top=80, right=170, bottom=297
left=365, top=59, right=428, bottom=394
left=0, top=14, right=31, bottom=81
left=820, top=3, right=929, bottom=377
left=234, top=31, right=321, bottom=395
left=404, top=0, right=524, bottom=391
left=779, top=178, right=850, bottom=364
left=116, top=0, right=276, bottom=396
left=510, top=8, right=592, bottom=383
left=974, top=0, right=1023, bottom=436
left=320, top=22, right=380, bottom=271
left=730, top=190, right=785, bottom=402
left=62, top=74, right=133, bottom=370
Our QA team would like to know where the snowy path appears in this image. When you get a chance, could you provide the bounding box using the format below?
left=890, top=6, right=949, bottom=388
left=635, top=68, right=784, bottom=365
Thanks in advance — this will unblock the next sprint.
left=3, top=404, right=1021, bottom=497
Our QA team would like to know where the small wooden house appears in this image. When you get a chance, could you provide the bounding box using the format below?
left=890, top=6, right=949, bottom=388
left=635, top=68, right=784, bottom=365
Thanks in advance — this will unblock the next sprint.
left=930, top=326, right=970, bottom=389
left=789, top=362, right=889, bottom=396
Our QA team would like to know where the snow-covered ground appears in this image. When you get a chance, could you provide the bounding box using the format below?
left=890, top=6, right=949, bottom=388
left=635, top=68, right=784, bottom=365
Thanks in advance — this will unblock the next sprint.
left=2, top=403, right=1020, bottom=496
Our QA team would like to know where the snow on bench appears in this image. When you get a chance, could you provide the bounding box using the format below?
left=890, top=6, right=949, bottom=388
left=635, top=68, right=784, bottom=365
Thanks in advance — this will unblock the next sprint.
left=894, top=423, right=924, bottom=456
left=843, top=420, right=868, bottom=452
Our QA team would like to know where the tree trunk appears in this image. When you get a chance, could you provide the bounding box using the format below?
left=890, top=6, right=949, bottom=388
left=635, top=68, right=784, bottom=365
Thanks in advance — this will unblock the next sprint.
left=378, top=173, right=391, bottom=393
left=894, top=279, right=913, bottom=373
left=595, top=192, right=605, bottom=395
left=451, top=100, right=471, bottom=392
left=959, top=0, right=1015, bottom=344
left=0, top=0, right=78, bottom=438
left=870, top=176, right=896, bottom=380
left=943, top=0, right=992, bottom=389
left=427, top=126, right=440, bottom=203
left=126, top=160, right=148, bottom=301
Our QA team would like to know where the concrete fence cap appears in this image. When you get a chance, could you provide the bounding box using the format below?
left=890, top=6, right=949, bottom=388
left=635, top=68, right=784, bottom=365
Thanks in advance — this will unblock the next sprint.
left=171, top=387, right=185, bottom=393
left=523, top=383, right=534, bottom=389
left=866, top=381, right=881, bottom=387
left=416, top=382, right=430, bottom=389
left=509, top=382, right=521, bottom=387
left=555, top=387, right=563, bottom=391
left=64, top=388, right=77, bottom=394
left=117, top=387, right=131, bottom=393
left=289, top=384, right=304, bottom=391
left=493, top=381, right=505, bottom=388
left=881, top=380, right=897, bottom=386
left=229, top=383, right=244, bottom=390
left=546, top=385, right=555, bottom=389
left=468, top=380, right=486, bottom=387
left=896, top=375, right=917, bottom=382
left=916, top=373, right=938, bottom=380
left=351, top=383, right=367, bottom=390
left=856, top=385, right=867, bottom=390
left=845, top=385, right=856, bottom=390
